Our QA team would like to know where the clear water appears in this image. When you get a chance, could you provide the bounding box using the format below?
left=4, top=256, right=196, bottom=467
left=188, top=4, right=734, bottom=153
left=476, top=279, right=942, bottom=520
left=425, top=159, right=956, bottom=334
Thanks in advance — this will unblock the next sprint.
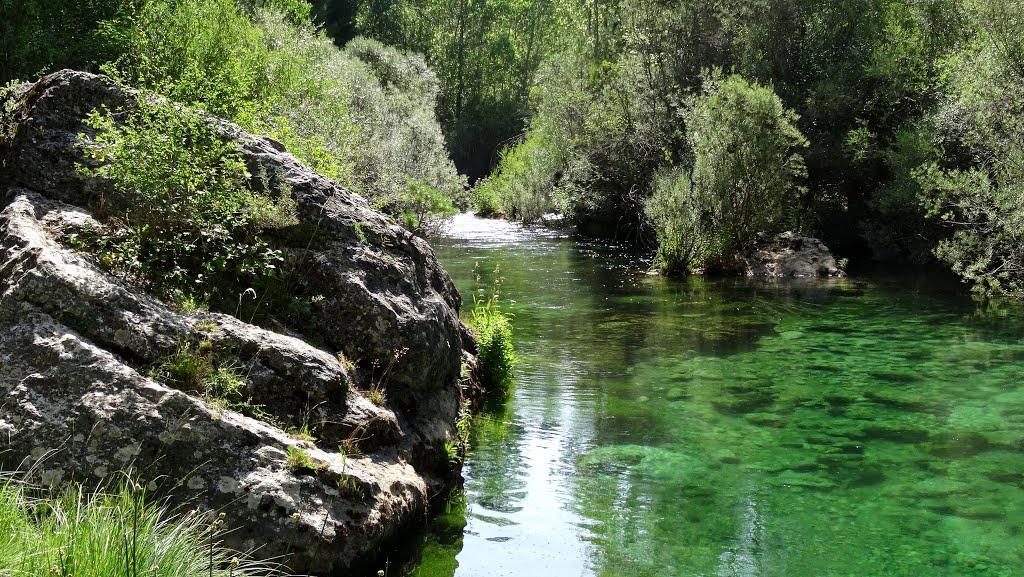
left=399, top=213, right=1024, bottom=577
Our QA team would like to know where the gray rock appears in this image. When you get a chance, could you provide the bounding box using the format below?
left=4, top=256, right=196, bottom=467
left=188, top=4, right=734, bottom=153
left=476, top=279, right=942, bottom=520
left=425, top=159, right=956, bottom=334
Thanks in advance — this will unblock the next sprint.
left=723, top=231, right=845, bottom=278
left=0, top=70, right=476, bottom=574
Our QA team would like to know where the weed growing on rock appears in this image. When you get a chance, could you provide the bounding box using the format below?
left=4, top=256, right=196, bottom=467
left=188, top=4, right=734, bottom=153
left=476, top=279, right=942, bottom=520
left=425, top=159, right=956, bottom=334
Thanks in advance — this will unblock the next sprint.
left=284, top=446, right=322, bottom=473
left=366, top=384, right=387, bottom=406
left=150, top=340, right=245, bottom=407
left=364, top=348, right=407, bottom=406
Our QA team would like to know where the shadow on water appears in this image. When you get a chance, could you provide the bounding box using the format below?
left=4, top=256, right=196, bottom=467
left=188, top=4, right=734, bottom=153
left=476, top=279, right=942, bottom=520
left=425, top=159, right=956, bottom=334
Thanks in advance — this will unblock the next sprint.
left=391, top=214, right=1024, bottom=577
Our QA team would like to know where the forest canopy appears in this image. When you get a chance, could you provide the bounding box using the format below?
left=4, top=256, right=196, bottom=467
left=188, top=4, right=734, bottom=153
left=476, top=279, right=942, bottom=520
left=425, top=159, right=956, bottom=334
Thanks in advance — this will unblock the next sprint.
left=305, top=0, right=1023, bottom=292
left=4, top=0, right=1024, bottom=295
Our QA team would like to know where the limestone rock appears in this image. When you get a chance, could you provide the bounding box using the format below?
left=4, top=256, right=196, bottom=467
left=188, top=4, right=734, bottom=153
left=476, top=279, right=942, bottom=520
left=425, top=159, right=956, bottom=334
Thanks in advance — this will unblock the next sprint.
left=0, top=70, right=475, bottom=574
left=723, top=232, right=845, bottom=278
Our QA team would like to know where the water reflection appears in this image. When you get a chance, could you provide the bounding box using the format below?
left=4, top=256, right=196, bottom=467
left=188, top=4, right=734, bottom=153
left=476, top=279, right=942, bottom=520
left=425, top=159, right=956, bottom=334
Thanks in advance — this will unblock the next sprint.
left=403, top=214, right=1024, bottom=577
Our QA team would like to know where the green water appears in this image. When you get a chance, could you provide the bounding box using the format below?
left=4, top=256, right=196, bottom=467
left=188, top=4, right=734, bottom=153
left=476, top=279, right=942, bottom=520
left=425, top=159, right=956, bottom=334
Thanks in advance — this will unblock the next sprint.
left=403, top=214, right=1024, bottom=577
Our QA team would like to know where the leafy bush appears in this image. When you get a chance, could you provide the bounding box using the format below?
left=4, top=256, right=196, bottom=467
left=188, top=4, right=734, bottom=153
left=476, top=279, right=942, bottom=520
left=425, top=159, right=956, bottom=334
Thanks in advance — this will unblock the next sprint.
left=644, top=168, right=713, bottom=274
left=343, top=37, right=468, bottom=217
left=467, top=296, right=516, bottom=392
left=686, top=73, right=809, bottom=259
left=396, top=177, right=457, bottom=236
left=76, top=96, right=285, bottom=303
left=471, top=129, right=561, bottom=221
left=93, top=2, right=463, bottom=234
left=917, top=161, right=1024, bottom=297
left=646, top=73, right=808, bottom=274
left=0, top=475, right=277, bottom=577
left=913, top=0, right=1024, bottom=296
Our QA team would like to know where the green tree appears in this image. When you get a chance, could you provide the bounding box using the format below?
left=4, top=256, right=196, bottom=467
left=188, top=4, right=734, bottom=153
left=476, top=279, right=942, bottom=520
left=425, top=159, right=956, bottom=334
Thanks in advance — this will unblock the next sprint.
left=913, top=0, right=1024, bottom=296
left=646, top=73, right=808, bottom=274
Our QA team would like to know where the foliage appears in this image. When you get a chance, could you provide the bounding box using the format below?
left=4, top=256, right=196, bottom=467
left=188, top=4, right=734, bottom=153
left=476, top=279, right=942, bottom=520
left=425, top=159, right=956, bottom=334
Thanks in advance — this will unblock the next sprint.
left=911, top=0, right=1024, bottom=296
left=646, top=73, right=808, bottom=274
left=644, top=168, right=711, bottom=274
left=396, top=178, right=458, bottom=237
left=366, top=384, right=387, bottom=406
left=0, top=0, right=131, bottom=85
left=917, top=162, right=1024, bottom=297
left=342, top=37, right=468, bottom=215
left=72, top=1, right=460, bottom=234
left=314, top=0, right=571, bottom=180
left=76, top=96, right=284, bottom=303
left=0, top=475, right=278, bottom=577
left=467, top=280, right=517, bottom=392
left=684, top=72, right=808, bottom=262
left=862, top=126, right=941, bottom=264
left=471, top=129, right=561, bottom=221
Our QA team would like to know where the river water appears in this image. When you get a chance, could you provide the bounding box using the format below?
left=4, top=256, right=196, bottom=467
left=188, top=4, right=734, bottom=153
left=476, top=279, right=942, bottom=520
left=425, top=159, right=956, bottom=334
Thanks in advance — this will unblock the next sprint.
left=401, top=213, right=1024, bottom=577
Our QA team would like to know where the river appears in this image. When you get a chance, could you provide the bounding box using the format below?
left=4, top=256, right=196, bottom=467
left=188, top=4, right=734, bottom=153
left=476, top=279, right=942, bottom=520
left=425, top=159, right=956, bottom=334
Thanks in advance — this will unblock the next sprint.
left=397, top=213, right=1024, bottom=577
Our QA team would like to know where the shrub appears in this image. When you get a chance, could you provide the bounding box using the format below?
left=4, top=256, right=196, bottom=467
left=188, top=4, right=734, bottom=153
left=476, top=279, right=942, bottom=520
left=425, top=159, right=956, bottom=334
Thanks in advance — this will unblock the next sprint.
left=916, top=161, right=1024, bottom=297
left=467, top=296, right=516, bottom=392
left=343, top=37, right=468, bottom=216
left=96, top=3, right=465, bottom=234
left=644, top=168, right=713, bottom=274
left=912, top=1, right=1024, bottom=297
left=686, top=72, right=809, bottom=260
left=471, top=129, right=561, bottom=222
left=0, top=475, right=278, bottom=577
left=76, top=96, right=285, bottom=304
left=646, top=72, right=808, bottom=274
left=396, top=177, right=457, bottom=237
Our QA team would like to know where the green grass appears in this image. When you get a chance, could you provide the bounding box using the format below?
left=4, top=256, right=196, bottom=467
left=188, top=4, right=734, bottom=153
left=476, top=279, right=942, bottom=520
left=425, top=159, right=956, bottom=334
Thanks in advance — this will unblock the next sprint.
left=0, top=474, right=278, bottom=577
left=284, top=446, right=323, bottom=473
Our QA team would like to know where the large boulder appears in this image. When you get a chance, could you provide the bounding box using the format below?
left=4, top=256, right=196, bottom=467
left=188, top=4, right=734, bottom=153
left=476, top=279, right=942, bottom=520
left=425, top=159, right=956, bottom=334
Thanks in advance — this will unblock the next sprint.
left=722, top=231, right=845, bottom=278
left=0, top=70, right=472, bottom=574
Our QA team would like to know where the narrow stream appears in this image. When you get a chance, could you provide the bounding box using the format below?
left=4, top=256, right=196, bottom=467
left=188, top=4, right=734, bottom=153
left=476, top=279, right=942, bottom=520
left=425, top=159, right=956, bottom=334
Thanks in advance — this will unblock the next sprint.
left=402, top=213, right=1024, bottom=577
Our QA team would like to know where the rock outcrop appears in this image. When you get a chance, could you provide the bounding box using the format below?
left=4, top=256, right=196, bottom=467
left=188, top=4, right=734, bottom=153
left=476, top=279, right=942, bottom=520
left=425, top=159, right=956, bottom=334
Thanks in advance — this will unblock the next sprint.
left=722, top=231, right=845, bottom=278
left=0, top=70, right=472, bottom=574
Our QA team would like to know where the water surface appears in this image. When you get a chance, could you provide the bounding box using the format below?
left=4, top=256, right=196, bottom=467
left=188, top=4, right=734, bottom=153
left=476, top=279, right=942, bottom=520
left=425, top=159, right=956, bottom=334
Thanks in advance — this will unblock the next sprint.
left=403, top=213, right=1024, bottom=577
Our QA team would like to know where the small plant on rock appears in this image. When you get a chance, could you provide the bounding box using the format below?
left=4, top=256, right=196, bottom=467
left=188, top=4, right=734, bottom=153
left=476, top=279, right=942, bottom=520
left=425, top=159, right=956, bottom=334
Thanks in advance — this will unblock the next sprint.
left=284, top=446, right=322, bottom=473
left=366, top=384, right=387, bottom=406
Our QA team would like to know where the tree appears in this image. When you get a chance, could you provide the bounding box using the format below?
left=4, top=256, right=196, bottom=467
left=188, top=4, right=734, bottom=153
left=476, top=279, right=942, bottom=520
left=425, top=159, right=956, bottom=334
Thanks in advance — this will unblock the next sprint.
left=647, top=73, right=808, bottom=274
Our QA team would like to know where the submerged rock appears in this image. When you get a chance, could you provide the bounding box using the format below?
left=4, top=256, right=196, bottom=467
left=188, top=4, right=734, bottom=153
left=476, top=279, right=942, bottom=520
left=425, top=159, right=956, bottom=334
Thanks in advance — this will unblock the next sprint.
left=722, top=232, right=845, bottom=278
left=0, top=70, right=475, bottom=574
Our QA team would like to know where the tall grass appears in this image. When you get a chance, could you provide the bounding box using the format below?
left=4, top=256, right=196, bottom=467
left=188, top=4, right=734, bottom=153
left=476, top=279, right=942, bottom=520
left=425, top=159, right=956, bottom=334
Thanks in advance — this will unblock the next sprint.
left=0, top=474, right=278, bottom=577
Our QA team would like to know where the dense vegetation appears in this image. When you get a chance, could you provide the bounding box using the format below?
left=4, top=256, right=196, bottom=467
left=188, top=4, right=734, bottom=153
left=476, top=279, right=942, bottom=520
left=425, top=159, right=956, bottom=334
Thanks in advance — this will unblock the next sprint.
left=5, top=0, right=1024, bottom=294
left=2, top=0, right=463, bottom=232
left=309, top=0, right=1024, bottom=295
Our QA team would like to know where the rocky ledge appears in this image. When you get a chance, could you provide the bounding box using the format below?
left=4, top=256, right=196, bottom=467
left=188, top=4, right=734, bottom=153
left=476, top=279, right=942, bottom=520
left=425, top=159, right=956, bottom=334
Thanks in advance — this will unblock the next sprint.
left=0, top=70, right=477, bottom=574
left=722, top=231, right=846, bottom=278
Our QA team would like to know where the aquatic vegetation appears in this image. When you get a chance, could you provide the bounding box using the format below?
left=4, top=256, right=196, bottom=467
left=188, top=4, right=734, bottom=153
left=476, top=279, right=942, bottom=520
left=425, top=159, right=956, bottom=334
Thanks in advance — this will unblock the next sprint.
left=412, top=219, right=1024, bottom=577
